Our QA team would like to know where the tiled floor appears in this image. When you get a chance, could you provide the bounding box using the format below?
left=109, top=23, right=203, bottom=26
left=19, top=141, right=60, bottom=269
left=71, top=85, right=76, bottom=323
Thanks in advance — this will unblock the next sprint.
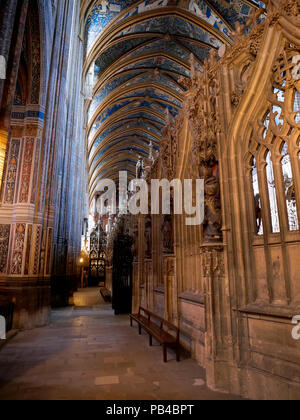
left=0, top=304, right=241, bottom=400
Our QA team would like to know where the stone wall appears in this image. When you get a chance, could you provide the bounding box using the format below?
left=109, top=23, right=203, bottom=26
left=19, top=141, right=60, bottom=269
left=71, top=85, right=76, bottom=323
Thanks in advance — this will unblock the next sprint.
left=132, top=0, right=300, bottom=399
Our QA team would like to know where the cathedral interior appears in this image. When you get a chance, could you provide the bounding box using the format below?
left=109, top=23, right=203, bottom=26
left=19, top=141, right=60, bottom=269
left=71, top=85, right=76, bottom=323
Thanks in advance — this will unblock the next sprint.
left=0, top=0, right=300, bottom=401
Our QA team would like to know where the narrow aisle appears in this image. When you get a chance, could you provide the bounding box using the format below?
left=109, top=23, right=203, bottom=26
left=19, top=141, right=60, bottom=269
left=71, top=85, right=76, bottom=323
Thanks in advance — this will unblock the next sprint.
left=0, top=305, right=240, bottom=400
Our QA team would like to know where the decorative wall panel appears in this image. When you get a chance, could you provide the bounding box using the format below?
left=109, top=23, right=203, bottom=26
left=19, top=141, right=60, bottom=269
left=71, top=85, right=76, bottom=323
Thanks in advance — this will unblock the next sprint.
left=30, top=138, right=41, bottom=204
left=4, top=139, right=20, bottom=204
left=24, top=224, right=32, bottom=275
left=0, top=225, right=11, bottom=274
left=33, top=225, right=42, bottom=275
left=10, top=224, right=26, bottom=275
left=19, top=138, right=34, bottom=203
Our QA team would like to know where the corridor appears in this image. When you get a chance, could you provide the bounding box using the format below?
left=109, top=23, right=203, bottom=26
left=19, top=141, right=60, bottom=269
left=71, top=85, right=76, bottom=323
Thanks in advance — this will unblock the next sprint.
left=0, top=304, right=239, bottom=400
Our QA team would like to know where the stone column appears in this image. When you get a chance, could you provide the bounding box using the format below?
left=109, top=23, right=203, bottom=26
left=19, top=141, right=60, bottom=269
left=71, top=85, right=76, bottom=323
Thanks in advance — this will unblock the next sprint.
left=0, top=0, right=18, bottom=104
left=0, top=0, right=28, bottom=188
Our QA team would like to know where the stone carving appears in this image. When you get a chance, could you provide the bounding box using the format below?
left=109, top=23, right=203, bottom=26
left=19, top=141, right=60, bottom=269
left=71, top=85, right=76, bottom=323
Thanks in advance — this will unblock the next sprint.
left=201, top=164, right=222, bottom=242
left=162, top=215, right=174, bottom=254
left=279, top=0, right=300, bottom=17
left=182, top=53, right=223, bottom=241
left=201, top=246, right=224, bottom=278
left=136, top=156, right=144, bottom=179
left=163, top=257, right=175, bottom=277
left=160, top=109, right=178, bottom=180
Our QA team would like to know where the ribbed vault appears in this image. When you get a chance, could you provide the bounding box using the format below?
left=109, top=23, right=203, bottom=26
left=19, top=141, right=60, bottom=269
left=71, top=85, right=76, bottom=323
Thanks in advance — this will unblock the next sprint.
left=81, top=0, right=265, bottom=203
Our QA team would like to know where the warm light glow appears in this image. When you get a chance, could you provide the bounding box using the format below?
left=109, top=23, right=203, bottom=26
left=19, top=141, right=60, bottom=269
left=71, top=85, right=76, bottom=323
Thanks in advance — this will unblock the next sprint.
left=79, top=258, right=84, bottom=264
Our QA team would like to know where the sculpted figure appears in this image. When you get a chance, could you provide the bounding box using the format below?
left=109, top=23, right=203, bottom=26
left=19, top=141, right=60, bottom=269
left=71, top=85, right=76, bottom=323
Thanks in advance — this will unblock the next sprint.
left=254, top=194, right=262, bottom=234
left=201, top=163, right=222, bottom=241
left=136, top=156, right=144, bottom=179
left=162, top=215, right=173, bottom=253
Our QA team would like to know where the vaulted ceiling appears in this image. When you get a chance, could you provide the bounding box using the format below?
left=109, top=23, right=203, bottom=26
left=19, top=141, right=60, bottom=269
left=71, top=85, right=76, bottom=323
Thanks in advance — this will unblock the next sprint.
left=81, top=0, right=265, bottom=202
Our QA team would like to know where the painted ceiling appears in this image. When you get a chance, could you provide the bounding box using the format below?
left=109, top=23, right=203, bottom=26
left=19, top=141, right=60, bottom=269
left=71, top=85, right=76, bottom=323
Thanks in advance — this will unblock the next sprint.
left=83, top=0, right=265, bottom=201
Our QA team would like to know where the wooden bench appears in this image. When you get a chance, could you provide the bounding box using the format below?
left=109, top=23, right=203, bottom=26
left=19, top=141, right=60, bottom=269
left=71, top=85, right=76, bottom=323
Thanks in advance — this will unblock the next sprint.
left=130, top=307, right=180, bottom=363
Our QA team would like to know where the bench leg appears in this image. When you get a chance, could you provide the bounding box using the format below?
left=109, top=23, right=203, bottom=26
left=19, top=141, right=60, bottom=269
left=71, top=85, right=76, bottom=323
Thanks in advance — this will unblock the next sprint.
left=163, top=345, right=168, bottom=363
left=149, top=335, right=153, bottom=346
left=130, top=318, right=133, bottom=327
left=139, top=324, right=142, bottom=335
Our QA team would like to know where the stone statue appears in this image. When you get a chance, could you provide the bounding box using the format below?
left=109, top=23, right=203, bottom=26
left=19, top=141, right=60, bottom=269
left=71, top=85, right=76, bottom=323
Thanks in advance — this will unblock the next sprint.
left=162, top=215, right=173, bottom=253
left=201, top=163, right=222, bottom=242
left=136, top=156, right=144, bottom=179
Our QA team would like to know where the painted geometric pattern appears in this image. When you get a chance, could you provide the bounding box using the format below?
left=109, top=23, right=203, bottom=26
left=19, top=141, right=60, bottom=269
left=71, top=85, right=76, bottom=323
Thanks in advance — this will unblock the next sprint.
left=119, top=16, right=222, bottom=48
left=116, top=87, right=182, bottom=108
left=85, top=0, right=255, bottom=58
left=11, top=224, right=26, bottom=275
left=87, top=0, right=235, bottom=52
left=120, top=56, right=189, bottom=77
left=24, top=225, right=32, bottom=275
left=91, top=137, right=157, bottom=170
left=94, top=38, right=147, bottom=75
left=208, top=0, right=261, bottom=28
left=4, top=139, right=21, bottom=204
left=30, top=8, right=41, bottom=104
left=19, top=138, right=34, bottom=203
left=31, top=139, right=41, bottom=204
left=118, top=0, right=232, bottom=40
left=123, top=39, right=192, bottom=63
left=91, top=116, right=162, bottom=150
left=86, top=0, right=138, bottom=50
left=88, top=72, right=143, bottom=120
left=90, top=70, right=185, bottom=122
left=0, top=225, right=10, bottom=274
left=46, top=228, right=53, bottom=275
left=33, top=225, right=42, bottom=275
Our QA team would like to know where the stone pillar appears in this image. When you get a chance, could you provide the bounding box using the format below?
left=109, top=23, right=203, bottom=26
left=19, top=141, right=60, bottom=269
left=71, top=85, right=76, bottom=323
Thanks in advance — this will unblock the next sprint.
left=0, top=0, right=28, bottom=187
left=0, top=0, right=18, bottom=104
left=163, top=255, right=178, bottom=324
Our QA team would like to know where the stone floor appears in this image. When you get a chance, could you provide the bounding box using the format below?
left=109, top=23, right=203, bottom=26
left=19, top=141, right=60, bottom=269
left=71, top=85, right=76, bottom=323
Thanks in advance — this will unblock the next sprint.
left=73, top=287, right=104, bottom=307
left=0, top=303, right=241, bottom=400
